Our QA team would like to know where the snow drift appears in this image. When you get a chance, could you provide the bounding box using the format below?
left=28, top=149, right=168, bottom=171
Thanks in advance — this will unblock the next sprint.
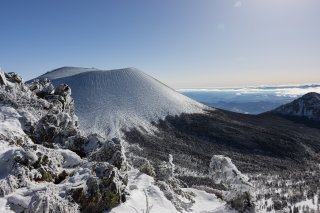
left=35, top=67, right=207, bottom=136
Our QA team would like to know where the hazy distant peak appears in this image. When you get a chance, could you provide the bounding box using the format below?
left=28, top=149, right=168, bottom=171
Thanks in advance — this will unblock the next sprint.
left=300, top=92, right=320, bottom=100
left=272, top=92, right=320, bottom=120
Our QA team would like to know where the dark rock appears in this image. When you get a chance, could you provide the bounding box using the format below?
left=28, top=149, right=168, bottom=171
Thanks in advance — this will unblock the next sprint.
left=89, top=138, right=125, bottom=170
left=29, top=78, right=55, bottom=98
left=0, top=72, right=7, bottom=85
left=72, top=163, right=127, bottom=213
left=267, top=92, right=320, bottom=123
left=5, top=72, right=23, bottom=84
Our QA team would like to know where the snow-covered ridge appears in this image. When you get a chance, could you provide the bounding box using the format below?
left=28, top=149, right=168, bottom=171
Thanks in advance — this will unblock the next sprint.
left=34, top=67, right=208, bottom=137
left=39, top=66, right=99, bottom=80
left=272, top=92, right=320, bottom=120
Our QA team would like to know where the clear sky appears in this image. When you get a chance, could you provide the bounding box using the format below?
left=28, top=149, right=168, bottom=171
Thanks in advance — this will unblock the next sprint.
left=0, top=0, right=319, bottom=88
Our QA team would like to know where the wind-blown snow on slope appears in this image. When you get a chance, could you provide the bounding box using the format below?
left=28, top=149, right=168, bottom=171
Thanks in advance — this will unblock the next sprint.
left=39, top=66, right=99, bottom=80
left=37, top=67, right=207, bottom=136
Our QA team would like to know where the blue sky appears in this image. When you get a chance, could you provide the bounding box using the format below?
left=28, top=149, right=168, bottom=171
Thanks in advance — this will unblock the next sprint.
left=0, top=0, right=319, bottom=88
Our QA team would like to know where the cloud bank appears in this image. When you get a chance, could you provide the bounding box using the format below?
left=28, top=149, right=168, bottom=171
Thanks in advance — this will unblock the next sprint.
left=178, top=84, right=320, bottom=97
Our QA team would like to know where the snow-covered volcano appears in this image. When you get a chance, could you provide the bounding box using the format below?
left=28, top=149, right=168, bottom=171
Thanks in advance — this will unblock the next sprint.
left=35, top=67, right=207, bottom=136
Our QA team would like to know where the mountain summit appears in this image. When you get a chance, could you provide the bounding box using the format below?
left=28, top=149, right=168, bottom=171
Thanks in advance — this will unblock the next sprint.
left=34, top=67, right=207, bottom=136
left=270, top=92, right=320, bottom=121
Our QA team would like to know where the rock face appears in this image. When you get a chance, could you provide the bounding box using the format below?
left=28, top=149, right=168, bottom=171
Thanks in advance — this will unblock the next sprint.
left=72, top=162, right=128, bottom=213
left=270, top=92, right=320, bottom=121
left=0, top=72, right=128, bottom=212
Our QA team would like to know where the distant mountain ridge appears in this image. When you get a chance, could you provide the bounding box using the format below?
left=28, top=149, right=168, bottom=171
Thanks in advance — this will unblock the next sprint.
left=270, top=92, right=320, bottom=121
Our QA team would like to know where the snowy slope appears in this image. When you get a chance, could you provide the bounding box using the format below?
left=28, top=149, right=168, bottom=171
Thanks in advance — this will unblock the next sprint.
left=111, top=169, right=233, bottom=213
left=110, top=169, right=178, bottom=213
left=36, top=67, right=207, bottom=136
left=39, top=66, right=99, bottom=80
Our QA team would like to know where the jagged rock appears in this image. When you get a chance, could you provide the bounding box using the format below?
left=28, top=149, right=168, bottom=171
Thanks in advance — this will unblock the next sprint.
left=29, top=78, right=54, bottom=94
left=34, top=111, right=78, bottom=145
left=0, top=72, right=128, bottom=212
left=72, top=162, right=127, bottom=213
left=54, top=83, right=71, bottom=97
left=0, top=72, right=7, bottom=86
left=27, top=80, right=78, bottom=146
left=5, top=72, right=23, bottom=84
left=47, top=84, right=74, bottom=114
left=90, top=138, right=125, bottom=170
left=29, top=79, right=75, bottom=115
left=29, top=78, right=55, bottom=98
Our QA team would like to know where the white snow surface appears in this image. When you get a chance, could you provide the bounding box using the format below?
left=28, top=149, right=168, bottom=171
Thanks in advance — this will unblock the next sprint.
left=0, top=106, right=28, bottom=142
left=37, top=67, right=208, bottom=137
left=110, top=169, right=232, bottom=213
left=181, top=188, right=233, bottom=213
left=110, top=169, right=177, bottom=213
left=39, top=67, right=99, bottom=80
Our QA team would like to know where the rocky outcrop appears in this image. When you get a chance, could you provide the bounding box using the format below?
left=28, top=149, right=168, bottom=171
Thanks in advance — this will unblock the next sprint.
left=71, top=162, right=127, bottom=213
left=89, top=138, right=125, bottom=170
left=0, top=72, right=128, bottom=212
left=27, top=78, right=81, bottom=148
left=5, top=72, right=23, bottom=84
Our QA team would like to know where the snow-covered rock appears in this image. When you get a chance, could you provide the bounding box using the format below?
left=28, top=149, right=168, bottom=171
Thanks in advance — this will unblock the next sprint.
left=209, top=155, right=252, bottom=190
left=0, top=72, right=128, bottom=212
left=209, top=155, right=255, bottom=212
left=271, top=92, right=320, bottom=120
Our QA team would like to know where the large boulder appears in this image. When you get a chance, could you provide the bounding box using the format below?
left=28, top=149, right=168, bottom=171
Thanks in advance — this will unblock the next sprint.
left=89, top=138, right=125, bottom=170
